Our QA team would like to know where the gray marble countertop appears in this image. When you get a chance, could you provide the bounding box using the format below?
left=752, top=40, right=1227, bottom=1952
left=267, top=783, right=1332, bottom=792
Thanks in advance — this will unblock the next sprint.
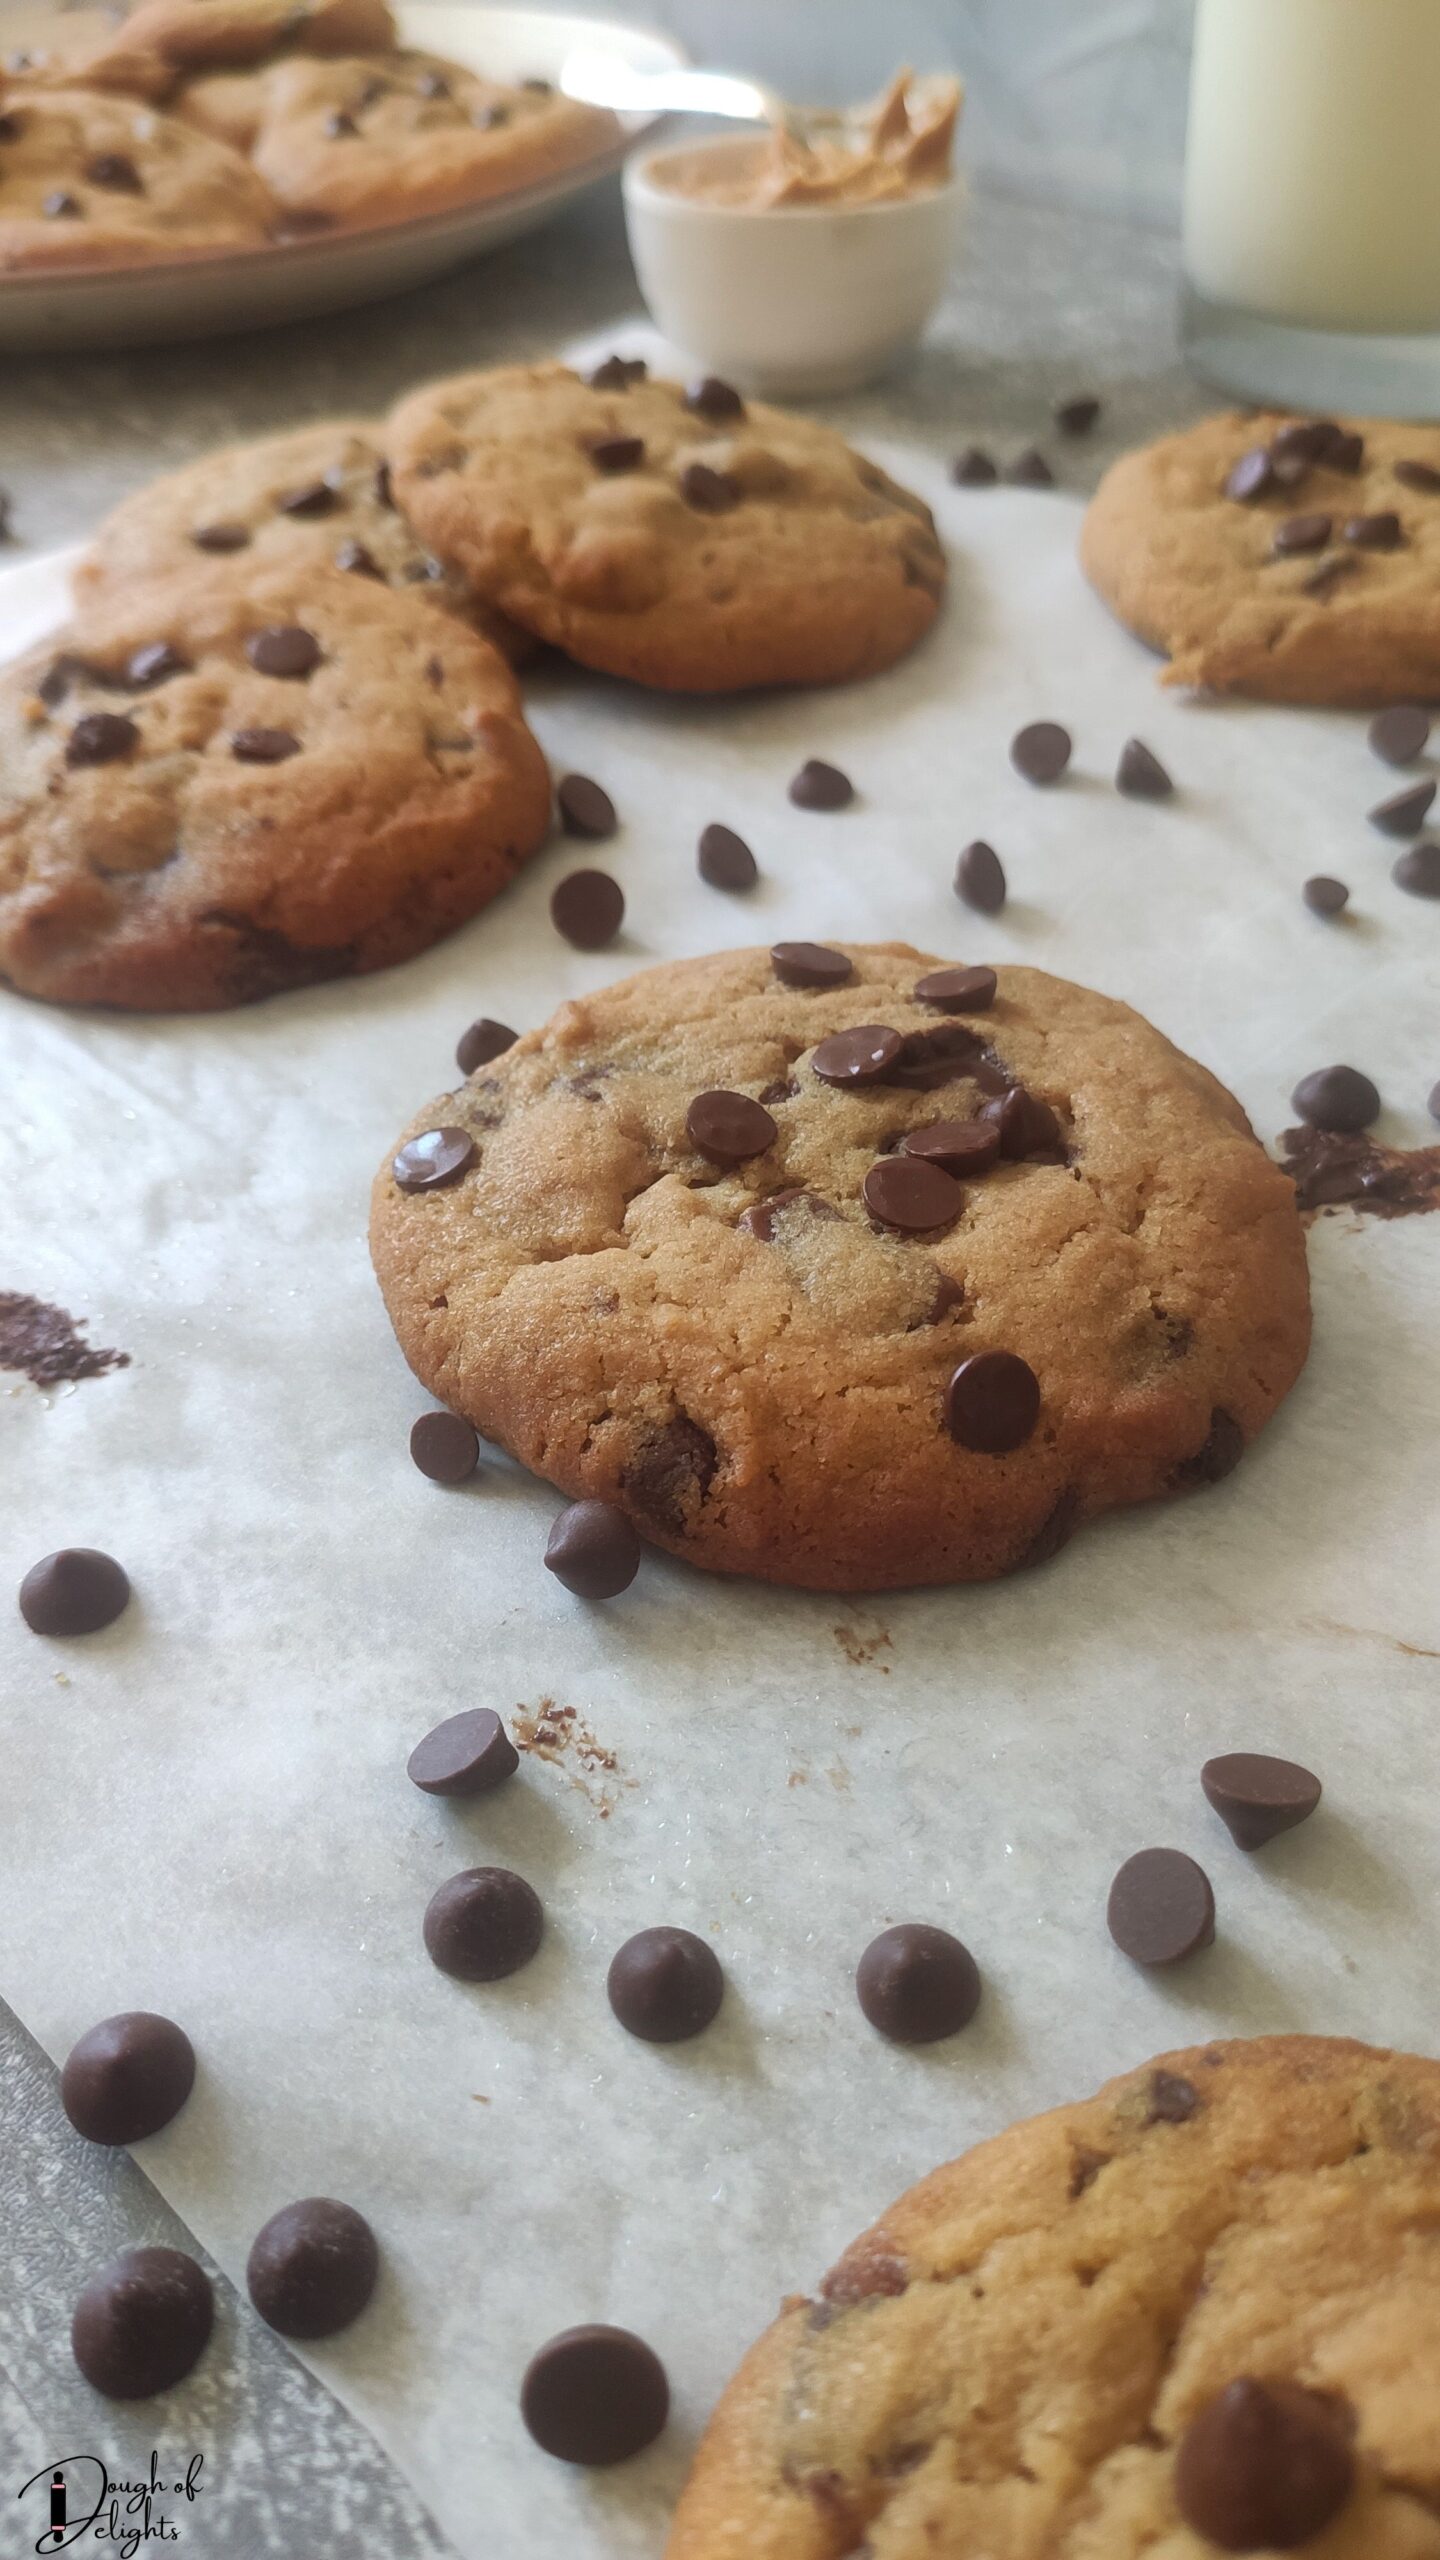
left=0, top=177, right=1202, bottom=2556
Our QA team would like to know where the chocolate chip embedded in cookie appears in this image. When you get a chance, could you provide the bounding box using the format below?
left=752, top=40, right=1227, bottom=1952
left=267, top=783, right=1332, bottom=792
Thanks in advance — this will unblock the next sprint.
left=665, top=2035, right=1440, bottom=2558
left=1083, top=409, right=1440, bottom=704
left=369, top=945, right=1309, bottom=1589
left=0, top=89, right=276, bottom=270
left=386, top=363, right=946, bottom=691
left=0, top=567, right=550, bottom=1010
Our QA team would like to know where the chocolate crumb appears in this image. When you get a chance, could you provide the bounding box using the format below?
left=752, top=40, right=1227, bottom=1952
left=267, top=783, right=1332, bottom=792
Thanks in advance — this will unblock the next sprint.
left=0, top=1292, right=129, bottom=1388
left=1278, top=1125, right=1440, bottom=1219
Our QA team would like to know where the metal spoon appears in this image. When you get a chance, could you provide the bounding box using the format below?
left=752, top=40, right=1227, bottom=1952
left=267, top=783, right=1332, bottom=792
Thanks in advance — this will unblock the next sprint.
left=557, top=46, right=823, bottom=147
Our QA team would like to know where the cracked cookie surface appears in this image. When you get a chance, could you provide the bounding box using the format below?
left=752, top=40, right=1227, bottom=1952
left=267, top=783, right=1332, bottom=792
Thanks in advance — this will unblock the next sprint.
left=0, top=566, right=550, bottom=1010
left=1082, top=410, right=1440, bottom=704
left=369, top=944, right=1309, bottom=1588
left=667, top=2034, right=1440, bottom=2559
left=386, top=363, right=946, bottom=691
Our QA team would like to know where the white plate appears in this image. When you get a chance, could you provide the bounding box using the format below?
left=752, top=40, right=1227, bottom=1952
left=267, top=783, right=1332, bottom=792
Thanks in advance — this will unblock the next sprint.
left=0, top=3, right=684, bottom=351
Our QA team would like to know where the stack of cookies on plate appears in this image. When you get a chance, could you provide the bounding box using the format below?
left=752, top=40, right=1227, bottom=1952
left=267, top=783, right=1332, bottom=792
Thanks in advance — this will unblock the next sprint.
left=0, top=0, right=618, bottom=270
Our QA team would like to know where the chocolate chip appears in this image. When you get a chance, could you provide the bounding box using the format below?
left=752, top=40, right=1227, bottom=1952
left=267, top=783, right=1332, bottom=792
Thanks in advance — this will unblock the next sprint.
left=1272, top=420, right=1334, bottom=464
left=587, top=354, right=647, bottom=389
left=373, top=459, right=395, bottom=507
left=61, top=2014, right=195, bottom=2146
left=277, top=476, right=341, bottom=517
left=423, top=1867, right=543, bottom=1981
left=43, top=189, right=81, bottom=217
left=1010, top=720, right=1071, bottom=785
left=954, top=840, right=1007, bottom=913
left=556, top=772, right=617, bottom=839
left=902, top=1116, right=1002, bottom=1175
left=1271, top=512, right=1332, bottom=556
left=950, top=446, right=997, bottom=486
left=913, top=964, right=997, bottom=1012
left=1302, top=875, right=1349, bottom=915
left=983, top=1085, right=1062, bottom=1159
left=126, top=641, right=188, bottom=688
left=811, top=1026, right=904, bottom=1086
left=1224, top=448, right=1274, bottom=502
left=520, top=74, right=552, bottom=91
left=886, top=1020, right=988, bottom=1092
left=19, top=1548, right=129, bottom=1637
left=685, top=375, right=745, bottom=421
left=231, top=726, right=300, bottom=763
left=325, top=107, right=358, bottom=135
left=1005, top=447, right=1054, bottom=488
left=788, top=759, right=853, bottom=811
left=1393, top=840, right=1440, bottom=896
left=856, top=1923, right=981, bottom=2043
left=1301, top=554, right=1358, bottom=599
left=607, top=1927, right=724, bottom=2042
left=550, top=870, right=624, bottom=949
left=771, top=941, right=853, bottom=989
left=1116, top=738, right=1173, bottom=799
left=588, top=434, right=644, bottom=473
left=737, top=1187, right=833, bottom=1240
left=1368, top=704, right=1430, bottom=764
left=1394, top=456, right=1440, bottom=492
left=1344, top=510, right=1403, bottom=549
left=863, top=1155, right=962, bottom=1233
left=0, top=109, right=23, bottom=140
left=521, top=2326, right=669, bottom=2466
left=686, top=1090, right=777, bottom=1161
left=71, top=2248, right=212, bottom=2399
left=622, top=1414, right=716, bottom=1534
left=416, top=67, right=450, bottom=97
left=409, top=1410, right=479, bottom=1484
left=1172, top=1407, right=1246, bottom=1487
left=191, top=520, right=249, bottom=553
left=1369, top=777, right=1435, bottom=835
left=1327, top=429, right=1365, bottom=473
left=456, top=1015, right=516, bottom=1073
left=1174, top=2379, right=1354, bottom=2551
left=65, top=711, right=137, bottom=767
left=475, top=101, right=511, bottom=128
left=1202, top=1751, right=1322, bottom=1850
left=246, top=624, right=320, bottom=678
left=392, top=1126, right=476, bottom=1191
left=544, top=1499, right=641, bottom=1598
left=697, top=822, right=756, bottom=890
left=1107, top=1847, right=1215, bottom=1965
left=1054, top=394, right=1100, bottom=436
left=944, top=1349, right=1040, bottom=1452
left=405, top=1704, right=521, bottom=1802
left=328, top=537, right=379, bottom=581
left=85, top=151, right=142, bottom=190
left=1290, top=1066, right=1380, bottom=1131
left=246, top=2199, right=378, bottom=2338
left=681, top=461, right=740, bottom=513
left=1432, top=1081, right=1440, bottom=1121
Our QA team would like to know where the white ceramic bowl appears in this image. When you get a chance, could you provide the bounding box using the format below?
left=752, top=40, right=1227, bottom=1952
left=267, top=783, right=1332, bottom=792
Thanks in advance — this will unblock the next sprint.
left=622, top=140, right=963, bottom=400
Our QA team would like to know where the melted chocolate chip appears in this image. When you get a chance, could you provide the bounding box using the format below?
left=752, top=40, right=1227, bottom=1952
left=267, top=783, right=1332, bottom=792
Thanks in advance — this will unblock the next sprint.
left=85, top=151, right=142, bottom=191
left=680, top=461, right=740, bottom=513
left=1344, top=510, right=1403, bottom=549
left=66, top=711, right=138, bottom=767
left=1107, top=1847, right=1215, bottom=1965
left=863, top=1155, right=962, bottom=1233
left=771, top=941, right=852, bottom=990
left=246, top=624, right=320, bottom=679
left=422, top=1867, right=543, bottom=1981
left=556, top=772, right=617, bottom=839
left=811, top=1026, right=904, bottom=1086
left=697, top=822, right=756, bottom=891
left=1010, top=721, right=1071, bottom=785
left=1147, top=2069, right=1201, bottom=2123
left=1202, top=1751, right=1322, bottom=1850
left=544, top=1499, right=641, bottom=1598
left=247, top=2200, right=378, bottom=2338
left=1290, top=1066, right=1380, bottom=1131
left=231, top=726, right=299, bottom=763
left=622, top=1414, right=716, bottom=1534
left=686, top=1090, right=777, bottom=1162
left=788, top=758, right=853, bottom=811
left=983, top=1085, right=1062, bottom=1159
left=913, top=964, right=997, bottom=1012
left=1271, top=512, right=1332, bottom=556
left=408, top=1707, right=518, bottom=1797
left=521, top=2326, right=669, bottom=2466
left=1174, top=2379, right=1354, bottom=2551
left=62, top=2014, right=195, bottom=2146
left=550, top=870, right=624, bottom=949
left=856, top=1923, right=981, bottom=2043
left=71, top=2249, right=212, bottom=2399
left=392, top=1126, right=475, bottom=1192
left=902, top=1116, right=1001, bottom=1175
left=736, top=1187, right=834, bottom=1240
left=607, top=1927, right=723, bottom=2041
left=1171, top=1406, right=1246, bottom=1486
left=944, top=1349, right=1040, bottom=1452
left=409, top=1410, right=479, bottom=1484
left=19, top=1548, right=129, bottom=1637
left=588, top=434, right=644, bottom=474
left=954, top=840, right=1006, bottom=912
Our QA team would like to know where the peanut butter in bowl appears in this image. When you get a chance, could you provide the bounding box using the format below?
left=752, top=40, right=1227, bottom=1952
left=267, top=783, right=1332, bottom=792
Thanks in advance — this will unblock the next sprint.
left=646, top=71, right=962, bottom=212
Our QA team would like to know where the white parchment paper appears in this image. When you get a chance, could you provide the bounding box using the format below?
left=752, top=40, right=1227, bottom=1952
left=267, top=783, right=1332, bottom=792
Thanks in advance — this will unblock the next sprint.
left=1, top=379, right=1437, bottom=2558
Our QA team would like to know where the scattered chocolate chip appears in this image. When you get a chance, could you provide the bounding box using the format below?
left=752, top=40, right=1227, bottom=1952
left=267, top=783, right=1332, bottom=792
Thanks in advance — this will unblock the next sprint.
left=901, top=1116, right=1002, bottom=1175
left=587, top=354, right=647, bottom=389
left=456, top=1015, right=517, bottom=1073
left=1368, top=704, right=1430, bottom=765
left=680, top=461, right=740, bottom=513
left=1271, top=512, right=1331, bottom=556
left=556, top=772, right=617, bottom=840
left=953, top=840, right=1007, bottom=913
left=983, top=1085, right=1062, bottom=1159
left=191, top=520, right=249, bottom=553
left=247, top=2199, right=377, bottom=2339
left=392, top=1126, right=476, bottom=1192
left=737, top=1187, right=834, bottom=1240
left=544, top=1499, right=640, bottom=1598
left=1302, top=874, right=1349, bottom=915
left=1369, top=777, right=1435, bottom=835
left=588, top=434, right=644, bottom=474
left=697, top=822, right=757, bottom=890
left=126, top=641, right=188, bottom=688
left=551, top=870, right=624, bottom=950
left=19, top=1548, right=129, bottom=1637
left=1174, top=2379, right=1355, bottom=2551
left=1107, top=1847, right=1215, bottom=1966
left=944, top=1349, right=1040, bottom=1452
left=771, top=941, right=852, bottom=990
left=85, top=150, right=142, bottom=190
left=1290, top=1066, right=1380, bottom=1131
left=1116, top=737, right=1173, bottom=799
left=61, top=2014, right=195, bottom=2146
left=1147, top=2070, right=1201, bottom=2123
left=607, top=1927, right=723, bottom=2042
left=1010, top=720, right=1071, bottom=785
left=334, top=537, right=382, bottom=578
left=1202, top=1750, right=1321, bottom=1852
left=1393, top=840, right=1440, bottom=896
left=404, top=1703, right=522, bottom=1804
left=788, top=759, right=853, bottom=811
left=71, top=2248, right=212, bottom=2399
left=409, top=1410, right=479, bottom=1485
left=686, top=1089, right=777, bottom=1161
left=685, top=375, right=744, bottom=421
left=277, top=476, right=341, bottom=517
left=1006, top=447, right=1054, bottom=487
left=856, top=1923, right=981, bottom=2044
left=1055, top=393, right=1101, bottom=435
left=863, top=1156, right=962, bottom=1233
left=1344, top=509, right=1403, bottom=550
left=246, top=624, right=320, bottom=679
left=950, top=446, right=997, bottom=486
left=43, top=189, right=81, bottom=218
left=521, top=2325, right=669, bottom=2466
left=423, top=1867, right=543, bottom=1981
left=66, top=711, right=137, bottom=767
left=811, top=1026, right=904, bottom=1086
left=231, top=726, right=299, bottom=763
left=1394, top=456, right=1440, bottom=492
left=913, top=963, right=997, bottom=1012
left=1224, top=448, right=1274, bottom=502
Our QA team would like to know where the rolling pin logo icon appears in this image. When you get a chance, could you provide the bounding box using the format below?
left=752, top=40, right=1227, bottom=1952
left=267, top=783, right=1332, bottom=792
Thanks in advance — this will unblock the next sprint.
left=49, top=2472, right=66, bottom=2545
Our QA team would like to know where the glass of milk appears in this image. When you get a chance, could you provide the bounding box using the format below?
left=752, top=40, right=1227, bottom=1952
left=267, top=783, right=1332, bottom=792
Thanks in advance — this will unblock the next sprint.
left=1182, top=0, right=1440, bottom=415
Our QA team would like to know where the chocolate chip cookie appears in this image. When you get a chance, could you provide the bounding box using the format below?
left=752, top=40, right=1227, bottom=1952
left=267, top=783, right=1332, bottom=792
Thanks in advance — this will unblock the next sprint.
left=386, top=364, right=946, bottom=691
left=56, top=0, right=397, bottom=101
left=369, top=945, right=1309, bottom=1588
left=0, top=567, right=550, bottom=1010
left=668, top=2035, right=1440, bottom=2559
left=0, top=88, right=276, bottom=268
left=1083, top=411, right=1440, bottom=704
